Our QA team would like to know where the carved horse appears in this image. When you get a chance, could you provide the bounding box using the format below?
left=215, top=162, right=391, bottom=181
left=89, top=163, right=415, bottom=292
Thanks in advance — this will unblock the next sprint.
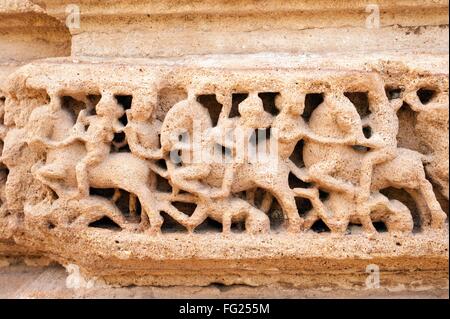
left=303, top=76, right=446, bottom=231
left=26, top=99, right=190, bottom=234
left=160, top=96, right=337, bottom=233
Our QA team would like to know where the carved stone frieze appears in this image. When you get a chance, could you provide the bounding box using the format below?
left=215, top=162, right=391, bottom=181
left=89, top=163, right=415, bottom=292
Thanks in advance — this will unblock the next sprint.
left=0, top=59, right=447, bottom=286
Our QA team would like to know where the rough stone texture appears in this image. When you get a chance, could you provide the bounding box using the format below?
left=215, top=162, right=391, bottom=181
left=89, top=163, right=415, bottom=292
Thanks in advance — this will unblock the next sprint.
left=1, top=264, right=448, bottom=299
left=0, top=0, right=448, bottom=297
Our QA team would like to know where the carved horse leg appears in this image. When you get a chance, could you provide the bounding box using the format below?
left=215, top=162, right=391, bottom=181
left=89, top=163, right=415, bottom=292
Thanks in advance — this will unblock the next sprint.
left=184, top=203, right=209, bottom=233
left=246, top=188, right=256, bottom=205
left=135, top=188, right=195, bottom=235
left=245, top=188, right=273, bottom=214
left=406, top=189, right=430, bottom=226
left=221, top=210, right=233, bottom=234
left=355, top=209, right=377, bottom=234
left=424, top=158, right=449, bottom=200
left=133, top=186, right=164, bottom=235
left=264, top=185, right=302, bottom=232
left=71, top=197, right=131, bottom=230
left=294, top=187, right=347, bottom=232
left=111, top=189, right=138, bottom=219
left=260, top=191, right=273, bottom=213
left=416, top=174, right=447, bottom=228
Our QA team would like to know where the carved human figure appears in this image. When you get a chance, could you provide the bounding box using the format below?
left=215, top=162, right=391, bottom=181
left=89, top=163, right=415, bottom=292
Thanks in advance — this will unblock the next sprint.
left=270, top=91, right=375, bottom=231
left=305, top=92, right=386, bottom=193
left=40, top=93, right=125, bottom=198
left=161, top=93, right=234, bottom=198
left=74, top=94, right=125, bottom=198
left=303, top=76, right=446, bottom=231
left=404, top=86, right=449, bottom=200
left=160, top=92, right=273, bottom=234
left=271, top=91, right=369, bottom=180
left=213, top=91, right=274, bottom=155
left=119, top=92, right=181, bottom=223
left=211, top=92, right=275, bottom=209
left=19, top=93, right=132, bottom=228
left=125, top=93, right=163, bottom=161
left=302, top=90, right=403, bottom=232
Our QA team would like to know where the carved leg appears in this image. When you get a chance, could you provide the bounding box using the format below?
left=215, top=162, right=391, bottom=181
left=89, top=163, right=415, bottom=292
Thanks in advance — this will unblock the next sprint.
left=210, top=164, right=235, bottom=198
left=36, top=162, right=67, bottom=179
left=302, top=213, right=319, bottom=230
left=34, top=168, right=66, bottom=198
left=185, top=204, right=209, bottom=233
left=146, top=213, right=164, bottom=236
left=359, top=159, right=375, bottom=204
left=288, top=161, right=311, bottom=182
left=129, top=194, right=137, bottom=217
left=383, top=200, right=413, bottom=233
left=73, top=202, right=129, bottom=230
left=270, top=186, right=302, bottom=232
left=293, top=187, right=340, bottom=231
left=357, top=210, right=377, bottom=234
left=246, top=188, right=256, bottom=205
left=148, top=161, right=169, bottom=179
left=260, top=191, right=273, bottom=214
left=308, top=160, right=355, bottom=194
left=418, top=177, right=447, bottom=228
left=222, top=211, right=233, bottom=234
left=406, top=189, right=430, bottom=226
left=75, top=159, right=90, bottom=198
left=161, top=202, right=191, bottom=228
left=170, top=166, right=212, bottom=197
left=294, top=188, right=320, bottom=231
left=139, top=208, right=150, bottom=231
left=111, top=188, right=121, bottom=202
left=358, top=149, right=396, bottom=207
left=75, top=149, right=106, bottom=199
left=136, top=188, right=163, bottom=235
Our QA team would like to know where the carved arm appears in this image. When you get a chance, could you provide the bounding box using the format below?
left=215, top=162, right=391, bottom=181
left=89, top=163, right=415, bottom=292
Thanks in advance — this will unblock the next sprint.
left=29, top=134, right=84, bottom=149
left=125, top=127, right=163, bottom=160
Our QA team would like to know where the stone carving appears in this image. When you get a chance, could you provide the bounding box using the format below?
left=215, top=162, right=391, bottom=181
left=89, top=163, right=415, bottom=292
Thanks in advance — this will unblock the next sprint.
left=0, top=63, right=446, bottom=241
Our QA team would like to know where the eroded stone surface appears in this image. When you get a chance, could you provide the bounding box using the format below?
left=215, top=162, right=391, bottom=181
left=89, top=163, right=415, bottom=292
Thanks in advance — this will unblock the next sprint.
left=0, top=0, right=448, bottom=291
left=0, top=58, right=447, bottom=287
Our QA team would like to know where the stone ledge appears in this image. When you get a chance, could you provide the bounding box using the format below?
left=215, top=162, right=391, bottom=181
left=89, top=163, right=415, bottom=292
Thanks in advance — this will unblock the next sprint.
left=1, top=265, right=447, bottom=298
left=10, top=227, right=449, bottom=287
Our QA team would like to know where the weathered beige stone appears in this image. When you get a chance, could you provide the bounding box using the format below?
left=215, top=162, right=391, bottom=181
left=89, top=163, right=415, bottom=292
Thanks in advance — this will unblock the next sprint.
left=0, top=0, right=448, bottom=296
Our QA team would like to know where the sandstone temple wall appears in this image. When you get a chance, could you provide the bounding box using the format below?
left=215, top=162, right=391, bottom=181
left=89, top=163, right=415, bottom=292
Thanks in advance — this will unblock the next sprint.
left=0, top=0, right=448, bottom=294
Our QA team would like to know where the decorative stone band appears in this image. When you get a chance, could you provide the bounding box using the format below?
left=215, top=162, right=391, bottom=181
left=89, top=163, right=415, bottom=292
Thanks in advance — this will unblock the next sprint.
left=0, top=59, right=448, bottom=287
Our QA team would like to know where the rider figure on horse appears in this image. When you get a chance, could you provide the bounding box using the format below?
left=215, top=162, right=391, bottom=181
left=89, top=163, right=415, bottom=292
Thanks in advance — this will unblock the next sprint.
left=124, top=91, right=163, bottom=161
left=36, top=92, right=125, bottom=199
left=72, top=92, right=125, bottom=199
